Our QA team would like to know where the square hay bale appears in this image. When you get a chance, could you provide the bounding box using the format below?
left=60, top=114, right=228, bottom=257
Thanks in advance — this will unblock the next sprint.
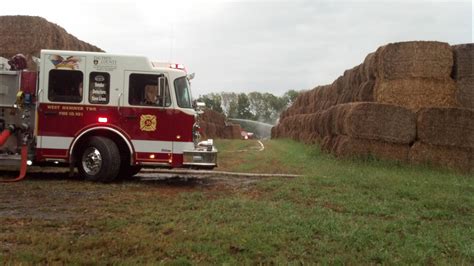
left=356, top=80, right=375, bottom=102
left=363, top=52, right=377, bottom=80
left=374, top=78, right=457, bottom=110
left=340, top=102, right=417, bottom=144
left=331, top=135, right=410, bottom=162
left=316, top=103, right=416, bottom=144
left=452, top=43, right=474, bottom=80
left=409, top=142, right=473, bottom=173
left=456, top=78, right=474, bottom=109
left=320, top=135, right=338, bottom=153
left=417, top=107, right=474, bottom=149
left=225, top=123, right=242, bottom=139
left=375, top=41, right=453, bottom=80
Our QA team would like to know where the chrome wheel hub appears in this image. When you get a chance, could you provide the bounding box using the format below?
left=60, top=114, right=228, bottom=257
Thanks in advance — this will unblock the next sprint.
left=82, top=147, right=102, bottom=176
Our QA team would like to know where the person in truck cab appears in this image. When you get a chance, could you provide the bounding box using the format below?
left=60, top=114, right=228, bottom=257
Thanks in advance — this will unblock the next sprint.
left=143, top=84, right=160, bottom=105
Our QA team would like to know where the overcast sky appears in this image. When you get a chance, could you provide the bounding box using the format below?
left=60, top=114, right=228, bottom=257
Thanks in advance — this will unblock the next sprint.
left=1, top=0, right=472, bottom=96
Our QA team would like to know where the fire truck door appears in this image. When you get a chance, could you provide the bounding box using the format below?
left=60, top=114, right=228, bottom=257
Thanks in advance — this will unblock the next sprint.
left=121, top=72, right=173, bottom=163
left=36, top=56, right=86, bottom=160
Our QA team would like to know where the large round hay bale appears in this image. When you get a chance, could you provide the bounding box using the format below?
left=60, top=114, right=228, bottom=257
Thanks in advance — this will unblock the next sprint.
left=374, top=78, right=457, bottom=110
left=341, top=102, right=416, bottom=144
left=409, top=142, right=473, bottom=173
left=456, top=78, right=474, bottom=109
left=375, top=41, right=453, bottom=80
left=332, top=135, right=410, bottom=162
left=452, top=44, right=474, bottom=80
left=417, top=107, right=474, bottom=149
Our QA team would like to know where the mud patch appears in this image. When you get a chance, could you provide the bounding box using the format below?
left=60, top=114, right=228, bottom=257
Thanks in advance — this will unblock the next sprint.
left=0, top=167, right=276, bottom=221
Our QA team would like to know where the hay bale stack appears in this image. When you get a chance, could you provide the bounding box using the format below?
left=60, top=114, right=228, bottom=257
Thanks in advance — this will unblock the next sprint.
left=409, top=142, right=473, bottom=173
left=373, top=41, right=457, bottom=110
left=199, top=109, right=228, bottom=139
left=0, top=15, right=103, bottom=69
left=224, top=123, right=242, bottom=139
left=417, top=107, right=474, bottom=149
left=200, top=122, right=219, bottom=139
left=201, top=109, right=226, bottom=126
left=272, top=41, right=473, bottom=173
left=452, top=44, right=474, bottom=109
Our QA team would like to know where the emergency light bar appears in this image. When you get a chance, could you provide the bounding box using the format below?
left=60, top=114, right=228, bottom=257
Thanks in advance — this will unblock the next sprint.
left=151, top=62, right=187, bottom=72
left=170, top=63, right=186, bottom=71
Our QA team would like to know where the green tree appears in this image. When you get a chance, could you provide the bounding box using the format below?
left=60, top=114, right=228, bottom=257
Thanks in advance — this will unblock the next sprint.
left=282, top=89, right=299, bottom=106
left=197, top=93, right=223, bottom=113
left=236, top=93, right=253, bottom=119
left=220, top=92, right=238, bottom=117
left=198, top=89, right=301, bottom=124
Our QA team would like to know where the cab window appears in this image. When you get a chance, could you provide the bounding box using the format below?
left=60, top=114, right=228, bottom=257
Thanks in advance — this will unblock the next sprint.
left=174, top=76, right=192, bottom=108
left=48, top=70, right=83, bottom=103
left=128, top=73, right=171, bottom=107
left=89, top=72, right=110, bottom=104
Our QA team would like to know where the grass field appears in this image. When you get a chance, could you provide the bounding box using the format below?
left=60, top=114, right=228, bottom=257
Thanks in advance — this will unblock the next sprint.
left=0, top=139, right=472, bottom=264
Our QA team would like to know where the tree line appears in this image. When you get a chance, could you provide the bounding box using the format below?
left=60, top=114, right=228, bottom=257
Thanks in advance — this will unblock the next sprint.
left=197, top=90, right=300, bottom=125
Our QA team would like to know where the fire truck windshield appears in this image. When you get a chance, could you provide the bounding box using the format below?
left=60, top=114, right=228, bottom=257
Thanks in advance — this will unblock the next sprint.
left=175, top=76, right=192, bottom=108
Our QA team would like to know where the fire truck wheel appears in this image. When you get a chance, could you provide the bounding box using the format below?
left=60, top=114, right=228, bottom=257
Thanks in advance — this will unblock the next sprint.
left=78, top=136, right=121, bottom=182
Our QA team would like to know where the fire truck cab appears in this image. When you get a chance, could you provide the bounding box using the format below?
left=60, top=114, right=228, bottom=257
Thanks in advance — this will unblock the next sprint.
left=0, top=50, right=217, bottom=182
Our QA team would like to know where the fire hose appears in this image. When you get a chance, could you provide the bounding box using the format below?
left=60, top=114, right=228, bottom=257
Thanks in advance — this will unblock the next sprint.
left=0, top=126, right=28, bottom=183
left=0, top=126, right=13, bottom=146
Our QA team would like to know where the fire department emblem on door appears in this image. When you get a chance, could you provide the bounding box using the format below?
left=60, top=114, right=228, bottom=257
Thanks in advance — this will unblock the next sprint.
left=140, top=114, right=157, bottom=131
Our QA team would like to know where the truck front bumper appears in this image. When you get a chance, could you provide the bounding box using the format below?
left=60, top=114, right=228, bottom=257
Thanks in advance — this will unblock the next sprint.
left=182, top=139, right=217, bottom=168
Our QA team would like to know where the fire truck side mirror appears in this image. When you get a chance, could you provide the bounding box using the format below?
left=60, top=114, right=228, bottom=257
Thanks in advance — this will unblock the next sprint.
left=187, top=73, right=195, bottom=80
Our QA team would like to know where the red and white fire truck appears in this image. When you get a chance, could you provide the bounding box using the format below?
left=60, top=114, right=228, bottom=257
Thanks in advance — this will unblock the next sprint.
left=0, top=50, right=217, bottom=182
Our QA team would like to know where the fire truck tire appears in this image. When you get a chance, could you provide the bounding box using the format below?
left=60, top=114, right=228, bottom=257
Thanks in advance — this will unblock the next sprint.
left=119, top=165, right=142, bottom=179
left=78, top=136, right=121, bottom=182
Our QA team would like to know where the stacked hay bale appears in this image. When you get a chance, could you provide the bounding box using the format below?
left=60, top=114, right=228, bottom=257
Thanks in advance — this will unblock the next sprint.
left=409, top=108, right=473, bottom=172
left=273, top=41, right=473, bottom=173
left=317, top=103, right=416, bottom=162
left=224, top=123, right=243, bottom=139
left=373, top=42, right=457, bottom=110
left=452, top=44, right=474, bottom=109
left=199, top=109, right=242, bottom=139
left=199, top=109, right=226, bottom=139
left=0, top=15, right=103, bottom=69
left=408, top=44, right=474, bottom=172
